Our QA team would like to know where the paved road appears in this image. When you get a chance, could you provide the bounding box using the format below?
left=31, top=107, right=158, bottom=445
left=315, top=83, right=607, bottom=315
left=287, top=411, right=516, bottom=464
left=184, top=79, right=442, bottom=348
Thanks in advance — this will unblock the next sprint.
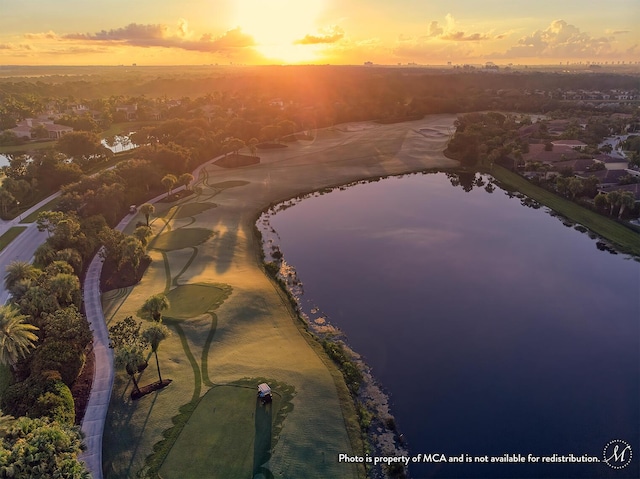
left=0, top=191, right=61, bottom=302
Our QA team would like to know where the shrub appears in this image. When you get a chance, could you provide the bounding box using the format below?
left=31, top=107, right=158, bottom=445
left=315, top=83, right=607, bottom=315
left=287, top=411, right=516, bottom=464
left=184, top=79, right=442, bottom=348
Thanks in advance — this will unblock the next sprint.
left=32, top=340, right=86, bottom=386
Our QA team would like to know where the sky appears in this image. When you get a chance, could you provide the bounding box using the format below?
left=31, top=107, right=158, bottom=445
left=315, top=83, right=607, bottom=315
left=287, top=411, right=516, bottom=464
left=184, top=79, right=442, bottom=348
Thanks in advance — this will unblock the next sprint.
left=0, top=0, right=638, bottom=66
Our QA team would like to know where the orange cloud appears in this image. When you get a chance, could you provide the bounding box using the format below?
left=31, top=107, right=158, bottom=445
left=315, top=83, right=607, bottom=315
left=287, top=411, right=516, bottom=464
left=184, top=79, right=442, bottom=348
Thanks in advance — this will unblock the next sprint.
left=60, top=23, right=255, bottom=53
left=294, top=27, right=345, bottom=45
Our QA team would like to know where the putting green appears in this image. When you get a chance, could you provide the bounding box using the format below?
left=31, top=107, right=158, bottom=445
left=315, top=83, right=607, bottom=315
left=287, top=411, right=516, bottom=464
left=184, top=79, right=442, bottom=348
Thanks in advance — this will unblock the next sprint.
left=159, top=382, right=292, bottom=479
left=164, top=284, right=231, bottom=319
left=173, top=202, right=217, bottom=219
left=151, top=228, right=213, bottom=251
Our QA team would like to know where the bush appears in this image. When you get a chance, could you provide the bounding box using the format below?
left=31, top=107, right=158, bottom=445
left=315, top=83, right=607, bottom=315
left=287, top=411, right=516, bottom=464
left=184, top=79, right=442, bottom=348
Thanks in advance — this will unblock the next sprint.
left=32, top=340, right=86, bottom=386
left=1, top=372, right=75, bottom=424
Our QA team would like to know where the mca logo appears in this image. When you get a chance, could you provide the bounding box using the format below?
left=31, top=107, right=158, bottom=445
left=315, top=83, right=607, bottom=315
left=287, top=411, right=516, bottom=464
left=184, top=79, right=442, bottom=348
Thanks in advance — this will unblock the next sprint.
left=603, top=440, right=632, bottom=470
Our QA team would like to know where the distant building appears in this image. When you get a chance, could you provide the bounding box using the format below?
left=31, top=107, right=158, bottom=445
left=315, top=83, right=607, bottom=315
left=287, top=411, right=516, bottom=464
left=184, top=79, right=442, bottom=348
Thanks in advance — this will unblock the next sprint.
left=7, top=118, right=73, bottom=140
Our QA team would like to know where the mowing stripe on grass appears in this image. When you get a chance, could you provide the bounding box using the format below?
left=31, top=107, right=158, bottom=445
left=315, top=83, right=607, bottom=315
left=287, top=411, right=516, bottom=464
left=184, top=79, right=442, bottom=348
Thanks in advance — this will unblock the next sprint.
left=200, top=313, right=218, bottom=388
left=166, top=319, right=201, bottom=402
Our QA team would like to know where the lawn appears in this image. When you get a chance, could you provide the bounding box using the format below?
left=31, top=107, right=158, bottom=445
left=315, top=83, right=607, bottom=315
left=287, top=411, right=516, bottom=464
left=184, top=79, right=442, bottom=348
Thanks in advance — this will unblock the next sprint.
left=0, top=226, right=27, bottom=252
left=19, top=196, right=62, bottom=223
left=158, top=382, right=291, bottom=479
left=149, top=228, right=214, bottom=252
left=100, top=117, right=457, bottom=479
left=102, top=173, right=361, bottom=479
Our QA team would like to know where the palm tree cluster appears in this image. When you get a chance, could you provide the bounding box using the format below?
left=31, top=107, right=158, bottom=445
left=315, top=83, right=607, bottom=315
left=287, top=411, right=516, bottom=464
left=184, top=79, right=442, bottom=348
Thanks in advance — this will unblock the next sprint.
left=109, top=293, right=171, bottom=398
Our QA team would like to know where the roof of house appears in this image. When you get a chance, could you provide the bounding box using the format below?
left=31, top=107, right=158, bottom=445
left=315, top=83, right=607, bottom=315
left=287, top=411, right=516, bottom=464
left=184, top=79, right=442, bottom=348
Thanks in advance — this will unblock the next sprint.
left=551, top=139, right=587, bottom=147
left=588, top=169, right=630, bottom=184
left=599, top=183, right=640, bottom=201
left=524, top=143, right=581, bottom=164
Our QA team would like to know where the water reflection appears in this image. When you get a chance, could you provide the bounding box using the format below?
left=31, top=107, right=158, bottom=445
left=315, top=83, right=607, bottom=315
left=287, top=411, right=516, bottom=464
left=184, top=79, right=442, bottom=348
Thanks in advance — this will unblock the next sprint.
left=262, top=172, right=639, bottom=479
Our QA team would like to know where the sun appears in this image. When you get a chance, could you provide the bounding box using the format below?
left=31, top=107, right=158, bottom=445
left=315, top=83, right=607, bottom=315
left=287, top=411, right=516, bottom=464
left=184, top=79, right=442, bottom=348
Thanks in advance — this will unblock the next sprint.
left=233, top=0, right=326, bottom=63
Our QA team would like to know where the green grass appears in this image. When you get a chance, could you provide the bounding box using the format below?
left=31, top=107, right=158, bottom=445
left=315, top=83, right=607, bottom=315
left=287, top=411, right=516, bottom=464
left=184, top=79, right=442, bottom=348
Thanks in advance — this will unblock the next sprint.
left=150, top=228, right=213, bottom=252
left=489, top=165, right=640, bottom=256
left=0, top=141, right=56, bottom=154
left=0, top=226, right=27, bottom=252
left=173, top=202, right=216, bottom=219
left=19, top=196, right=62, bottom=223
left=158, top=382, right=291, bottom=479
left=210, top=180, right=250, bottom=189
left=163, top=284, right=231, bottom=319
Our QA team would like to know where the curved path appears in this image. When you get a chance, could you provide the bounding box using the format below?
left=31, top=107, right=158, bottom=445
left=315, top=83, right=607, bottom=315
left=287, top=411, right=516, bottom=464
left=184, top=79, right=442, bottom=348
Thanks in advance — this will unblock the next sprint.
left=77, top=185, right=183, bottom=478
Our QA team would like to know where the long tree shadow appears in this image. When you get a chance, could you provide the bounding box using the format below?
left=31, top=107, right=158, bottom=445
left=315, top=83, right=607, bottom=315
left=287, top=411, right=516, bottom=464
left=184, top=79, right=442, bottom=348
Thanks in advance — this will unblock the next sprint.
left=253, top=399, right=274, bottom=479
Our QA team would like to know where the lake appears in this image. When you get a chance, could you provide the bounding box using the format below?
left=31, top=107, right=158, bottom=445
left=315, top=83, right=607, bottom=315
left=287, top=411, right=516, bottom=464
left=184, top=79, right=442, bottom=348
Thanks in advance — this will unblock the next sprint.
left=260, top=172, right=639, bottom=478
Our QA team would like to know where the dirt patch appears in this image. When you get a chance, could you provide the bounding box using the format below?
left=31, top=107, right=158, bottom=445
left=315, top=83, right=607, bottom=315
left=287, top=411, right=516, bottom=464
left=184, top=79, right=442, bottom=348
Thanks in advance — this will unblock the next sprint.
left=215, top=154, right=260, bottom=168
left=71, top=345, right=95, bottom=425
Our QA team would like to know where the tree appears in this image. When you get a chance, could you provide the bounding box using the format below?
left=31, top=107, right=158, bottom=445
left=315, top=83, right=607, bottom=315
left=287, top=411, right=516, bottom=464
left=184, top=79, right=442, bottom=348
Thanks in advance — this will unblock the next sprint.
left=248, top=137, right=259, bottom=157
left=224, top=137, right=245, bottom=156
left=0, top=189, right=15, bottom=217
left=178, top=173, right=194, bottom=191
left=606, top=190, right=621, bottom=216
left=0, top=417, right=90, bottom=478
left=133, top=226, right=152, bottom=246
left=109, top=316, right=148, bottom=397
left=117, top=236, right=145, bottom=271
left=46, top=273, right=81, bottom=308
left=140, top=203, right=155, bottom=226
left=161, top=174, right=177, bottom=198
left=567, top=177, right=584, bottom=199
left=142, top=294, right=170, bottom=322
left=594, top=192, right=608, bottom=211
left=617, top=190, right=635, bottom=218
left=36, top=210, right=67, bottom=237
left=142, top=323, right=170, bottom=383
left=0, top=305, right=39, bottom=367
left=56, top=130, right=110, bottom=166
left=4, top=261, right=39, bottom=293
left=114, top=344, right=146, bottom=396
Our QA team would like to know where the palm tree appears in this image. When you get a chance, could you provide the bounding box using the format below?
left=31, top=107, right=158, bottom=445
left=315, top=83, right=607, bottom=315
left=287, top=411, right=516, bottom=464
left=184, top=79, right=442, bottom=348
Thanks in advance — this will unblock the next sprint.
left=617, top=190, right=636, bottom=219
left=0, top=305, right=39, bottom=367
left=4, top=261, right=39, bottom=293
left=140, top=203, right=155, bottom=226
left=606, top=190, right=621, bottom=217
left=142, top=323, right=170, bottom=383
left=161, top=174, right=177, bottom=198
left=114, top=344, right=145, bottom=396
left=178, top=173, right=194, bottom=192
left=142, top=294, right=170, bottom=322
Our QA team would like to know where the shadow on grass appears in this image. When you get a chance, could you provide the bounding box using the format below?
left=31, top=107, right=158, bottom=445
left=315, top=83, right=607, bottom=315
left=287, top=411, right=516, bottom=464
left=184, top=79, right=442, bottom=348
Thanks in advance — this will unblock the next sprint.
left=253, top=400, right=274, bottom=479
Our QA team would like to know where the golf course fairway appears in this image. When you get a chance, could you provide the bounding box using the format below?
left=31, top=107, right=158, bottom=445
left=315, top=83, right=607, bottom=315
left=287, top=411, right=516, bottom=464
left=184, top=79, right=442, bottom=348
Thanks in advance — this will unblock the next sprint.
left=101, top=115, right=458, bottom=478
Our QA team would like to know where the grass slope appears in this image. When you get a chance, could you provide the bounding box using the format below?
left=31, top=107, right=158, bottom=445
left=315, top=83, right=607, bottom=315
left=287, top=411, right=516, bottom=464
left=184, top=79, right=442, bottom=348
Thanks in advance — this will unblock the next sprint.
left=0, top=226, right=27, bottom=252
left=489, top=165, right=640, bottom=256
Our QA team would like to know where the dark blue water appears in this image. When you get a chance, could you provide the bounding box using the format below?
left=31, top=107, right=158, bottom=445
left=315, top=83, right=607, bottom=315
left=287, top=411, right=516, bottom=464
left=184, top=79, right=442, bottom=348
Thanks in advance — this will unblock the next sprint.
left=264, top=172, right=640, bottom=479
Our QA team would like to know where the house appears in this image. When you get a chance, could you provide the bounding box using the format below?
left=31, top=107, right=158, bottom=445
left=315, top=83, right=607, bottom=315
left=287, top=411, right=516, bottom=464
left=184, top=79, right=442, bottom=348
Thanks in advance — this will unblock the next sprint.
left=523, top=143, right=581, bottom=165
left=7, top=118, right=73, bottom=140
left=551, top=139, right=587, bottom=149
left=115, top=104, right=138, bottom=120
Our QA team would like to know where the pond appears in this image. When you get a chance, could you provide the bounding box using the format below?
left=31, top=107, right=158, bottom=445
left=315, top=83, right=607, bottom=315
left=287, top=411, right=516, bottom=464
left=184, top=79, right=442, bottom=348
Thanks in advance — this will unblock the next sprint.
left=259, top=172, right=639, bottom=478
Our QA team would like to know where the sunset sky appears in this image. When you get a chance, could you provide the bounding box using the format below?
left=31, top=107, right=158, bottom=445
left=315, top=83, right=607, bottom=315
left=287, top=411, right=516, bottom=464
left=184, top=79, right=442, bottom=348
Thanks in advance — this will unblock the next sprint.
left=1, top=0, right=638, bottom=66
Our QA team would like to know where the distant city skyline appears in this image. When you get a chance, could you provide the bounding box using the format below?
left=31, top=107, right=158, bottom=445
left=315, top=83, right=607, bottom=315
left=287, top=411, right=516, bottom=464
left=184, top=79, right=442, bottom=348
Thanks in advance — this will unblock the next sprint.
left=1, top=0, right=638, bottom=66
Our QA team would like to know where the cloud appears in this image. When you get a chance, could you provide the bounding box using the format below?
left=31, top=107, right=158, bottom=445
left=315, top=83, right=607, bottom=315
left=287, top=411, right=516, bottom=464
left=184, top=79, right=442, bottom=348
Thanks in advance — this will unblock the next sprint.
left=294, top=27, right=345, bottom=45
left=499, top=20, right=614, bottom=59
left=60, top=22, right=255, bottom=53
left=426, top=14, right=502, bottom=42
left=24, top=31, right=59, bottom=40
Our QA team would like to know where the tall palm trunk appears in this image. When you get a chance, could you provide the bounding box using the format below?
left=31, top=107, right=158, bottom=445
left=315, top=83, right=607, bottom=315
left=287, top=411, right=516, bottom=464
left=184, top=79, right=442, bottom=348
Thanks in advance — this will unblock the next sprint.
left=154, top=351, right=163, bottom=383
